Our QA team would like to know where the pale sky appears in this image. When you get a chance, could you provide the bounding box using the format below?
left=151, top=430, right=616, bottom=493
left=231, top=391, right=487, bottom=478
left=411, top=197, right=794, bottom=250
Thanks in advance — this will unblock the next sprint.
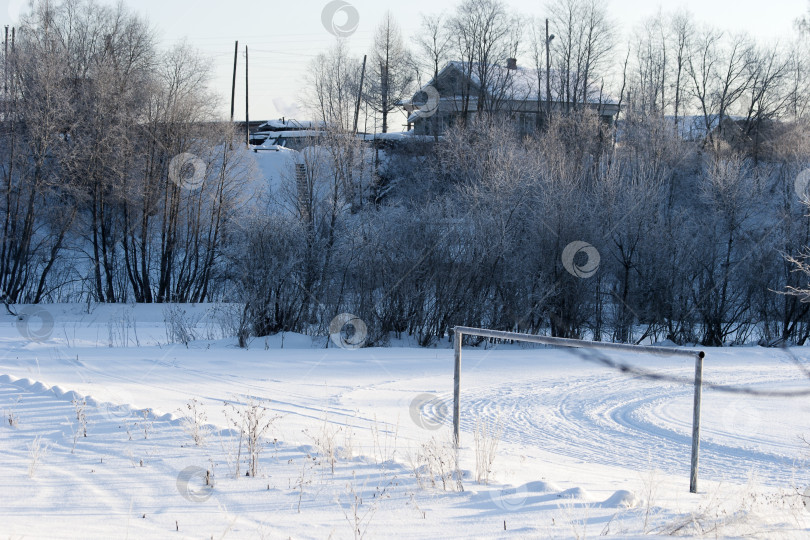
left=2, top=0, right=807, bottom=126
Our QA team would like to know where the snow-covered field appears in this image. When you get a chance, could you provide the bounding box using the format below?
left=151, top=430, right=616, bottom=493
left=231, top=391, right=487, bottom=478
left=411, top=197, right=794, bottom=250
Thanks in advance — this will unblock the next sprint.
left=2, top=304, right=810, bottom=539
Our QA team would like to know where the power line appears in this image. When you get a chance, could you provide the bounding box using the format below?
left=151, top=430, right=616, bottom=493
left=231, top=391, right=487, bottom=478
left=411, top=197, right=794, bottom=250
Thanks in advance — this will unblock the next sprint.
left=564, top=346, right=810, bottom=398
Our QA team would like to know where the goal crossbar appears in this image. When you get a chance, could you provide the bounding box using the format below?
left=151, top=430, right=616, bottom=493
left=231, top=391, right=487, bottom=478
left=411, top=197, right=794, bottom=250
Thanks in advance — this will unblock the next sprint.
left=452, top=326, right=706, bottom=493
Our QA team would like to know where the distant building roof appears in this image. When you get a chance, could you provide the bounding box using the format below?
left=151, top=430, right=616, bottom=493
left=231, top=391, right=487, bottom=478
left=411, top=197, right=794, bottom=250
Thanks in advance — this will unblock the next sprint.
left=255, top=119, right=326, bottom=132
left=428, top=60, right=617, bottom=106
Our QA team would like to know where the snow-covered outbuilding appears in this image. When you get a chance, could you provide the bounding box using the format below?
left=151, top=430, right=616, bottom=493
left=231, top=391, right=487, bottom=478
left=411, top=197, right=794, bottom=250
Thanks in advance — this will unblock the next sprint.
left=249, top=118, right=327, bottom=148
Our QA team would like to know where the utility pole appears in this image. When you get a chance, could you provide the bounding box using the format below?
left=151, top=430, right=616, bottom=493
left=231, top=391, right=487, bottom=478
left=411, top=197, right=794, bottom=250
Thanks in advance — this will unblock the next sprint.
left=245, top=45, right=249, bottom=146
left=230, top=40, right=238, bottom=122
left=353, top=54, right=367, bottom=134
left=545, top=18, right=552, bottom=123
left=4, top=26, right=8, bottom=98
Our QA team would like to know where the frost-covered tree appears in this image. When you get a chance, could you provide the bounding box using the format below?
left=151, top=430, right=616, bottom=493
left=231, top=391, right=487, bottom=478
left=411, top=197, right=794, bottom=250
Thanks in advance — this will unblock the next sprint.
left=548, top=0, right=615, bottom=113
left=366, top=12, right=414, bottom=133
left=306, top=39, right=362, bottom=132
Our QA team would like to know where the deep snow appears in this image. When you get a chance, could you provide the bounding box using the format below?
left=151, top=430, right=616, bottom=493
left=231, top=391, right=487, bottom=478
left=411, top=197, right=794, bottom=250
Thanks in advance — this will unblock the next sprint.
left=1, top=303, right=809, bottom=538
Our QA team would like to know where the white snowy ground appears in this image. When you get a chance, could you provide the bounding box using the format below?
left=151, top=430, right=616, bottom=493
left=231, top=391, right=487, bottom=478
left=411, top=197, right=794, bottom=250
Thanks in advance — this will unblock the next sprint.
left=1, top=304, right=810, bottom=539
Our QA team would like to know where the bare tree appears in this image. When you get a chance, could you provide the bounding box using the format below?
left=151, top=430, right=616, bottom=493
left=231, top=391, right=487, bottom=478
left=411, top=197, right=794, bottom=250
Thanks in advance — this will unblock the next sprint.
left=121, top=42, right=241, bottom=303
left=306, top=40, right=362, bottom=131
left=53, top=0, right=156, bottom=302
left=448, top=0, right=521, bottom=118
left=688, top=29, right=757, bottom=152
left=548, top=0, right=615, bottom=113
left=528, top=17, right=551, bottom=129
left=693, top=155, right=762, bottom=345
left=366, top=12, right=413, bottom=133
left=578, top=0, right=615, bottom=106
left=631, top=11, right=667, bottom=116
left=414, top=13, right=452, bottom=85
left=412, top=13, right=452, bottom=138
left=0, top=0, right=81, bottom=303
left=669, top=9, right=694, bottom=131
left=796, top=1, right=810, bottom=34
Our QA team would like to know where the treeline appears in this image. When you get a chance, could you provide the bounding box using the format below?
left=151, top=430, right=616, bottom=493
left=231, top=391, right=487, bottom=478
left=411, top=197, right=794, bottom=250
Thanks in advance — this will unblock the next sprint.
left=310, top=0, right=810, bottom=141
left=4, top=0, right=810, bottom=348
left=0, top=0, right=252, bottom=304
left=245, top=0, right=810, bottom=347
left=238, top=113, right=810, bottom=347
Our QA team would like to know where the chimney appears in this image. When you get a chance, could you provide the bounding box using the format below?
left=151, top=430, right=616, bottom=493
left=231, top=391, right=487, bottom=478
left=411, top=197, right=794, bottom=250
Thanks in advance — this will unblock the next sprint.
left=506, top=58, right=517, bottom=70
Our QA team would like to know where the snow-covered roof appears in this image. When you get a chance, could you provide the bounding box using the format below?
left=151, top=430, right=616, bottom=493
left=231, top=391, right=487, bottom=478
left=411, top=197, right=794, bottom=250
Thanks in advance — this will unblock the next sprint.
left=356, top=131, right=440, bottom=142
left=426, top=61, right=617, bottom=106
left=252, top=129, right=325, bottom=139
left=255, top=119, right=326, bottom=131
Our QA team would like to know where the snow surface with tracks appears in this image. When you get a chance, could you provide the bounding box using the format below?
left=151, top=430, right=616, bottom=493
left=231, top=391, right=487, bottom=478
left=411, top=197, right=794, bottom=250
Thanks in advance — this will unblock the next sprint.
left=1, top=304, right=810, bottom=538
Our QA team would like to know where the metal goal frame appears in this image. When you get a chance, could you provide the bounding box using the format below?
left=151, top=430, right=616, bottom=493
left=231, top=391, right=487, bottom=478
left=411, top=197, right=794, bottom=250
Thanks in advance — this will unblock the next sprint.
left=452, top=326, right=706, bottom=493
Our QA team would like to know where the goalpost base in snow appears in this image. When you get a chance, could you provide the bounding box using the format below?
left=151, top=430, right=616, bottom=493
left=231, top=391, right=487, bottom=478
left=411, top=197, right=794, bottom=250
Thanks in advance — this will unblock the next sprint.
left=452, top=326, right=706, bottom=494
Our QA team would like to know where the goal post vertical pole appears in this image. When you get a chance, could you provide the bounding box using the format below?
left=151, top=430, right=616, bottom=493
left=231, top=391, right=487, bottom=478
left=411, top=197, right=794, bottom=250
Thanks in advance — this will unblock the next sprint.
left=453, top=330, right=462, bottom=448
left=690, top=351, right=705, bottom=494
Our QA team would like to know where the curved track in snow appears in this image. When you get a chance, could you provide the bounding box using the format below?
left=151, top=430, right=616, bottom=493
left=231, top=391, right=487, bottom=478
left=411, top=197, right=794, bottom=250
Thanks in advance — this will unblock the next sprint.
left=425, top=366, right=810, bottom=487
